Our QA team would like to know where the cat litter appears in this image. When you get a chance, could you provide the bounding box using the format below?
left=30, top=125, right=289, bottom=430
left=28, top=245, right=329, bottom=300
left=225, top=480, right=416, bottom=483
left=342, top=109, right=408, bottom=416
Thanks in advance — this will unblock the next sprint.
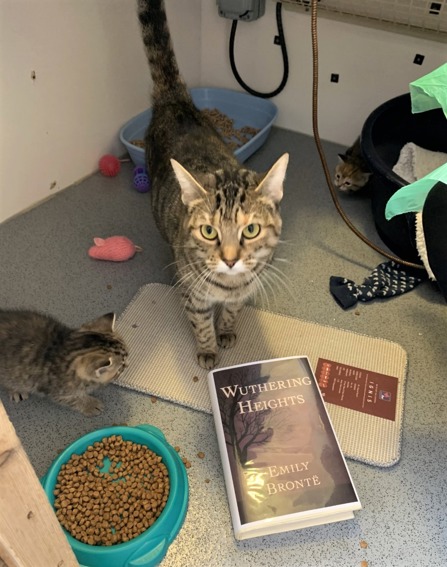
left=130, top=108, right=260, bottom=153
left=120, top=87, right=278, bottom=167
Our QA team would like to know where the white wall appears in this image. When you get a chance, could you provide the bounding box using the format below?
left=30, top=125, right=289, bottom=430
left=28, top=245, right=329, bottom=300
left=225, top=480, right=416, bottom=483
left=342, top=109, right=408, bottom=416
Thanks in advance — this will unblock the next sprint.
left=200, top=2, right=446, bottom=145
left=0, top=0, right=201, bottom=223
left=1, top=0, right=445, bottom=223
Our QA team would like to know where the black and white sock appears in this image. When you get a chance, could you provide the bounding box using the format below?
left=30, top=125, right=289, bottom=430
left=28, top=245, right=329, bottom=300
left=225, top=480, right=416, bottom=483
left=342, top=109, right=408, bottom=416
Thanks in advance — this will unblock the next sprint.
left=330, top=261, right=428, bottom=309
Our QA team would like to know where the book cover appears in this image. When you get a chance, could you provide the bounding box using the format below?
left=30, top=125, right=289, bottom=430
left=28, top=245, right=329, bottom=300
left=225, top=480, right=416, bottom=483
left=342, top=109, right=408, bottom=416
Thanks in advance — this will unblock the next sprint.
left=208, top=356, right=362, bottom=540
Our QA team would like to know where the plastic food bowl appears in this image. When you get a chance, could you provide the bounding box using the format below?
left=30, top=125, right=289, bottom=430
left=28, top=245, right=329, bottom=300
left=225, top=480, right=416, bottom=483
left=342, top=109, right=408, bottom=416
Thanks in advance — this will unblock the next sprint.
left=41, top=424, right=188, bottom=567
left=119, top=87, right=278, bottom=167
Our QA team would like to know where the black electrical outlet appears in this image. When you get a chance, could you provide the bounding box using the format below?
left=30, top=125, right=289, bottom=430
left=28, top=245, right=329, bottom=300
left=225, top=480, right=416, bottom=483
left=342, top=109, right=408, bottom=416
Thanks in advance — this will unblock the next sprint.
left=414, top=54, right=425, bottom=65
left=429, top=2, right=442, bottom=15
left=330, top=73, right=339, bottom=83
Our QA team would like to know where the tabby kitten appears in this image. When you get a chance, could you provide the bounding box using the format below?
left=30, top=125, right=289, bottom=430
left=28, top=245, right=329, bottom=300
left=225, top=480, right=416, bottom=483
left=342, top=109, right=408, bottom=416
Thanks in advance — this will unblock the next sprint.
left=137, top=0, right=289, bottom=369
left=334, top=137, right=371, bottom=192
left=0, top=310, right=128, bottom=416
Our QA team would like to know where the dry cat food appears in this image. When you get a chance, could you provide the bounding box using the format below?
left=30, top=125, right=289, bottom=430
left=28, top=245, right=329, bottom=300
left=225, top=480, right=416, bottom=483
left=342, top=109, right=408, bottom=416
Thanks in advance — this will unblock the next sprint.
left=53, top=435, right=170, bottom=546
left=173, top=445, right=191, bottom=469
left=131, top=108, right=259, bottom=152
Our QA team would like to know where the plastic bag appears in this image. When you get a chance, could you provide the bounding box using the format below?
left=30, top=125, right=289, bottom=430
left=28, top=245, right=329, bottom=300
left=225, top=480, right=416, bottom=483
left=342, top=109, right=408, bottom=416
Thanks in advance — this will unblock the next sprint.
left=410, top=62, right=447, bottom=118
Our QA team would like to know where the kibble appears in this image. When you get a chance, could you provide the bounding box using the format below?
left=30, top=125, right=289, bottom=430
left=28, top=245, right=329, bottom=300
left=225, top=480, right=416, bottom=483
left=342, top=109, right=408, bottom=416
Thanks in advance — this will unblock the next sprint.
left=53, top=435, right=170, bottom=546
left=181, top=456, right=191, bottom=469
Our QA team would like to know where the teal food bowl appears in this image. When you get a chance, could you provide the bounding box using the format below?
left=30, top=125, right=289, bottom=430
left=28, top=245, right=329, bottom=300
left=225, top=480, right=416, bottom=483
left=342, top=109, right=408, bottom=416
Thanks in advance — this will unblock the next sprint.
left=41, top=424, right=188, bottom=567
left=119, top=87, right=278, bottom=167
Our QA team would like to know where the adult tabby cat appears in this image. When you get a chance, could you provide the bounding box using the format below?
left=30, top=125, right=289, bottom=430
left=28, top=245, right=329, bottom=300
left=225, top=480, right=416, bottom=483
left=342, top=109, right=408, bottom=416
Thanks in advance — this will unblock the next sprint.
left=334, top=137, right=371, bottom=192
left=0, top=310, right=128, bottom=416
left=137, top=0, right=289, bottom=369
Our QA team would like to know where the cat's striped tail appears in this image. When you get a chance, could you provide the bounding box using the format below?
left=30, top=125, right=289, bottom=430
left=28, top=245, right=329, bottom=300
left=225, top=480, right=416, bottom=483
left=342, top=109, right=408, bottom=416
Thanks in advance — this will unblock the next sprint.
left=137, top=0, right=190, bottom=103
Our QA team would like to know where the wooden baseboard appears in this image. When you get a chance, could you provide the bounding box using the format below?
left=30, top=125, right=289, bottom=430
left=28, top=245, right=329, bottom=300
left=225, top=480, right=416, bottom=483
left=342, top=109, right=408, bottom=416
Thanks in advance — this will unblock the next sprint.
left=0, top=400, right=78, bottom=567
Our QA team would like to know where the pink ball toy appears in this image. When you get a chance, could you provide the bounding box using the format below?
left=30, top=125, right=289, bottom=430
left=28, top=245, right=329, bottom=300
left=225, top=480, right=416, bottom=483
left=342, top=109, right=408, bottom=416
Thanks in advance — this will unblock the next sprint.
left=88, top=236, right=142, bottom=262
left=99, top=154, right=121, bottom=177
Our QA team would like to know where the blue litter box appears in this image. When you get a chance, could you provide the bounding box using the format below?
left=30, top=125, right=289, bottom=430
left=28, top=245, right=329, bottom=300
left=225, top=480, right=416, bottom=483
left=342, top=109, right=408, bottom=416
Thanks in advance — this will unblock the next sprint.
left=41, top=424, right=188, bottom=567
left=120, top=87, right=278, bottom=167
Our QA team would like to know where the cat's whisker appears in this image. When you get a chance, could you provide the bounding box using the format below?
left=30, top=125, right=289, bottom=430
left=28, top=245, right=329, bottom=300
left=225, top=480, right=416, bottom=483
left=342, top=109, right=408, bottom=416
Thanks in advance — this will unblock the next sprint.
left=163, top=259, right=180, bottom=271
left=182, top=267, right=210, bottom=301
left=277, top=239, right=296, bottom=246
left=273, top=257, right=291, bottom=264
left=264, top=260, right=294, bottom=285
left=170, top=244, right=196, bottom=251
left=258, top=262, right=296, bottom=304
left=259, top=270, right=281, bottom=305
left=167, top=257, right=207, bottom=292
left=252, top=272, right=271, bottom=311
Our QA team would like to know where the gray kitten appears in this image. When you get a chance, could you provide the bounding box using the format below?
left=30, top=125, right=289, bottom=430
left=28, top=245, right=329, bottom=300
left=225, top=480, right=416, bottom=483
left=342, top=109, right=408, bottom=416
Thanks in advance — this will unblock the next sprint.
left=0, top=310, right=128, bottom=416
left=334, top=137, right=371, bottom=192
left=138, top=0, right=289, bottom=370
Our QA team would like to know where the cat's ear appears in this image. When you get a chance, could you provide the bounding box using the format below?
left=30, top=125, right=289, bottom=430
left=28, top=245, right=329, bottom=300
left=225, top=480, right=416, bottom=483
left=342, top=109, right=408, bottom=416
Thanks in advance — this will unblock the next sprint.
left=170, top=158, right=208, bottom=206
left=80, top=313, right=116, bottom=333
left=338, top=153, right=347, bottom=163
left=255, top=153, right=289, bottom=203
left=95, top=357, right=113, bottom=378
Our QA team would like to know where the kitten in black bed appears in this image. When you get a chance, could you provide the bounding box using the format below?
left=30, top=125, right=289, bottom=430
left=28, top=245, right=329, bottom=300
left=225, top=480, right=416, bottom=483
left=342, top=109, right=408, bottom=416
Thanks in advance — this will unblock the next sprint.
left=0, top=310, right=128, bottom=416
left=334, top=137, right=371, bottom=192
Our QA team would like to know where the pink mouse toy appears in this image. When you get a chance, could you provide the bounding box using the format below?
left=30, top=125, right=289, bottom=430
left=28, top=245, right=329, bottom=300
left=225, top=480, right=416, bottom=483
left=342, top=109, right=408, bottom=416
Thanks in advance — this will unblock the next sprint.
left=88, top=236, right=142, bottom=262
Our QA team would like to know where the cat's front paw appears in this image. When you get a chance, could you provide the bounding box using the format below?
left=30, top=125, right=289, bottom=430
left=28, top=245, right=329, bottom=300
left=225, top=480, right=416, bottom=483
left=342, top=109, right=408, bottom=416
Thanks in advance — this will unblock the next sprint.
left=10, top=391, right=29, bottom=403
left=217, top=332, right=237, bottom=349
left=197, top=352, right=218, bottom=370
left=75, top=396, right=104, bottom=417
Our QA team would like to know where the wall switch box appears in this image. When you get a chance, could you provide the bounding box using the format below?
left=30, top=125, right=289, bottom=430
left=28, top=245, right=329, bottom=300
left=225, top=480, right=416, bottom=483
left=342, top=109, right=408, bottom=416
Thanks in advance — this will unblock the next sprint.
left=217, top=0, right=266, bottom=21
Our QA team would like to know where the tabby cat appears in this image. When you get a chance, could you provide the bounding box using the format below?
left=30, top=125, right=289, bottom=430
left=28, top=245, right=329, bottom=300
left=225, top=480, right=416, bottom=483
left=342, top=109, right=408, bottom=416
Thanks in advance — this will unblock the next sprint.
left=334, top=137, right=371, bottom=192
left=0, top=310, right=128, bottom=416
left=137, top=0, right=289, bottom=369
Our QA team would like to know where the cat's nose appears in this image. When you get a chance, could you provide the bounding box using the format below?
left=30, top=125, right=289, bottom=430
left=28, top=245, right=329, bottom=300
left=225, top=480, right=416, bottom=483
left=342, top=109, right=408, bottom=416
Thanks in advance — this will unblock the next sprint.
left=224, top=258, right=237, bottom=268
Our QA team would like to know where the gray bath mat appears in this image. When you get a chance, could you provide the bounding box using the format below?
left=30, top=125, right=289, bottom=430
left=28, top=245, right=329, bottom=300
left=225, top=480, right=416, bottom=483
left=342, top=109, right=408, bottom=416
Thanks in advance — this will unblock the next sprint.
left=115, top=284, right=407, bottom=467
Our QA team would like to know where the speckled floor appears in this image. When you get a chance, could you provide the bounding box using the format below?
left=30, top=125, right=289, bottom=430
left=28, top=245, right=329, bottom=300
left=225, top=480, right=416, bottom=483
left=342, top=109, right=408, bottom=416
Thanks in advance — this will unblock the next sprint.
left=1, top=128, right=446, bottom=566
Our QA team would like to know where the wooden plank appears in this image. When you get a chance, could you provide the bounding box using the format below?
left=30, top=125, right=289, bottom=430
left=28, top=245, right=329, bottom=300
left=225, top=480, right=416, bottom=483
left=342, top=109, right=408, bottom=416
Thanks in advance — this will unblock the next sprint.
left=0, top=399, right=78, bottom=566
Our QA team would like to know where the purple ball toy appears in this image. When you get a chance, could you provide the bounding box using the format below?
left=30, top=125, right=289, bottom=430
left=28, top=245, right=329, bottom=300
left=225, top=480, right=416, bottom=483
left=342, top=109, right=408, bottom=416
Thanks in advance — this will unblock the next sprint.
left=133, top=166, right=150, bottom=193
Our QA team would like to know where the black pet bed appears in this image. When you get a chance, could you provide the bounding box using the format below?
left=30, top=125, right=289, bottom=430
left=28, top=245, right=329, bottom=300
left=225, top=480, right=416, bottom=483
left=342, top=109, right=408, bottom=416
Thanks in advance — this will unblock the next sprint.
left=330, top=94, right=447, bottom=308
left=361, top=92, right=447, bottom=265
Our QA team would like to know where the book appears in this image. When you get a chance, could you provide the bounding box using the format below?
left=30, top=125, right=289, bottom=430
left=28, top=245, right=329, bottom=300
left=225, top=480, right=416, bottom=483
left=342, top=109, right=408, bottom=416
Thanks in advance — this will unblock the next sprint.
left=207, top=356, right=362, bottom=540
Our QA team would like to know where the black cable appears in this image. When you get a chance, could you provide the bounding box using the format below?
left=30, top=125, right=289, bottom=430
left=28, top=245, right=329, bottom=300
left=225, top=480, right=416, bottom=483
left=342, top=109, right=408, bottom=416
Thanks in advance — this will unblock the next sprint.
left=229, top=2, right=288, bottom=99
left=309, top=0, right=424, bottom=270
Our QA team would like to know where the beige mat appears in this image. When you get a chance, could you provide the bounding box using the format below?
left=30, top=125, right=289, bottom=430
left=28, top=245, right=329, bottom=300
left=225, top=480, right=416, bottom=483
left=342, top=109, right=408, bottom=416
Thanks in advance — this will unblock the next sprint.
left=115, top=284, right=407, bottom=467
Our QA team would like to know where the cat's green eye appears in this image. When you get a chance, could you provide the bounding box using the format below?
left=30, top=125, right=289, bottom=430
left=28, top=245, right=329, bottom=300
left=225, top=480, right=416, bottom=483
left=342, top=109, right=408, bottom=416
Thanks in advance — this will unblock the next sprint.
left=242, top=223, right=261, bottom=239
left=200, top=225, right=218, bottom=240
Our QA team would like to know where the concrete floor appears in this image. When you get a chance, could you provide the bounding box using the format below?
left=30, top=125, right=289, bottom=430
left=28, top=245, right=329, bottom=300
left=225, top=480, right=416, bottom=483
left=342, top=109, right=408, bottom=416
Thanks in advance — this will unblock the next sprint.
left=1, top=127, right=446, bottom=566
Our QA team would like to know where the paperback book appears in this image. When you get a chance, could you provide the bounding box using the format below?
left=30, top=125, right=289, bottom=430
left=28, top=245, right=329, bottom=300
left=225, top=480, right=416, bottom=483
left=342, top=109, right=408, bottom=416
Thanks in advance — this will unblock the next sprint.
left=208, top=356, right=361, bottom=540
